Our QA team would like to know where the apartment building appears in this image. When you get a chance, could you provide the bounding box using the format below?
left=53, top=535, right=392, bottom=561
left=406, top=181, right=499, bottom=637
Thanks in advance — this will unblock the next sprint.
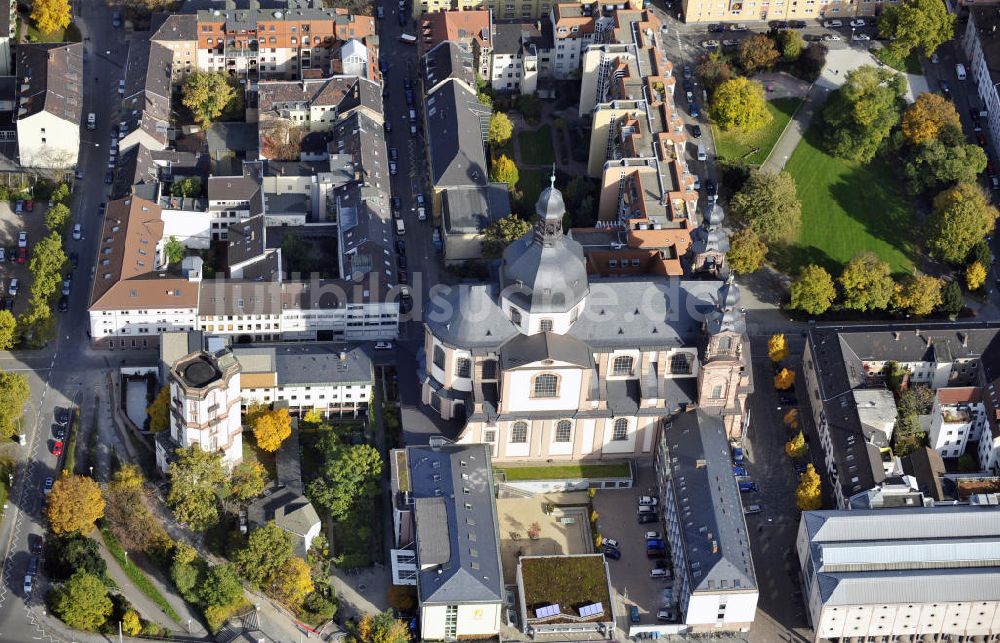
left=0, top=0, right=15, bottom=76
left=803, top=323, right=1000, bottom=507
left=418, top=9, right=493, bottom=79
left=195, top=6, right=375, bottom=81
left=655, top=409, right=758, bottom=633
left=549, top=3, right=602, bottom=78
left=158, top=344, right=244, bottom=471
left=119, top=39, right=173, bottom=154
left=150, top=14, right=198, bottom=81
left=798, top=505, right=1000, bottom=643
left=389, top=444, right=504, bottom=641
left=963, top=7, right=1000, bottom=166
left=15, top=42, right=83, bottom=169
left=421, top=179, right=753, bottom=462
left=490, top=20, right=553, bottom=94
left=681, top=0, right=894, bottom=25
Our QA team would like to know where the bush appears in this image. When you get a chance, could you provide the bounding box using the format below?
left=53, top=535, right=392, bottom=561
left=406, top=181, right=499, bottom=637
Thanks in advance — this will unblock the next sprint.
left=205, top=598, right=251, bottom=633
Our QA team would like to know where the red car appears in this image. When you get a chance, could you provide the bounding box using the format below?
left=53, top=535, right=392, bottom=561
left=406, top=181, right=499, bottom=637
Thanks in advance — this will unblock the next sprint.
left=25, top=200, right=33, bottom=212
left=52, top=440, right=64, bottom=457
left=16, top=248, right=26, bottom=264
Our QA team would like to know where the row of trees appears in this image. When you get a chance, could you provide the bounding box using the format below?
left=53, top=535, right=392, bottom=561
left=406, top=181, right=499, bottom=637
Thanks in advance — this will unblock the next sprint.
left=789, top=253, right=964, bottom=317
left=725, top=170, right=803, bottom=275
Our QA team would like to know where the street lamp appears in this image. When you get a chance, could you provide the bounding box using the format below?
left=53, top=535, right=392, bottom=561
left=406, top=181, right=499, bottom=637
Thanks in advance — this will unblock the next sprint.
left=89, top=465, right=93, bottom=478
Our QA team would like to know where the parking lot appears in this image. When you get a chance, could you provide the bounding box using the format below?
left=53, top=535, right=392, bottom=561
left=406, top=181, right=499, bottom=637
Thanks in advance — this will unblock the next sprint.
left=0, top=198, right=49, bottom=317
left=592, top=465, right=674, bottom=629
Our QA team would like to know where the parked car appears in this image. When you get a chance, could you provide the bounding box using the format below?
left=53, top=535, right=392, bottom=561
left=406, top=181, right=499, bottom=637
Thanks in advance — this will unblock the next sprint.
left=637, top=504, right=657, bottom=515
left=72, top=224, right=82, bottom=240
left=728, top=23, right=748, bottom=31
left=16, top=248, right=26, bottom=264
left=707, top=23, right=725, bottom=33
left=849, top=19, right=866, bottom=27
left=789, top=20, right=807, bottom=28
left=638, top=495, right=658, bottom=506
left=602, top=546, right=621, bottom=560
left=14, top=200, right=23, bottom=214
left=398, top=269, right=409, bottom=284
left=691, top=124, right=702, bottom=138
left=637, top=512, right=659, bottom=524
left=29, top=534, right=43, bottom=555
left=657, top=608, right=677, bottom=622
left=733, top=465, right=748, bottom=477
left=397, top=255, right=407, bottom=270
left=389, top=161, right=398, bottom=175
left=59, top=292, right=69, bottom=312
left=17, top=231, right=27, bottom=248
left=61, top=279, right=71, bottom=297
left=940, top=80, right=952, bottom=100
left=52, top=440, right=64, bottom=456
left=823, top=19, right=843, bottom=27
left=25, top=200, right=33, bottom=212
left=23, top=574, right=32, bottom=596
left=644, top=531, right=661, bottom=540
left=682, top=65, right=693, bottom=79
left=722, top=39, right=739, bottom=49
left=732, top=447, right=744, bottom=464
left=54, top=425, right=66, bottom=440
left=601, top=537, right=619, bottom=549
left=769, top=20, right=788, bottom=29
left=744, top=504, right=762, bottom=515
left=852, top=33, right=871, bottom=41
left=629, top=605, right=640, bottom=624
left=705, top=178, right=717, bottom=197
left=689, top=102, right=700, bottom=118
left=374, top=341, right=393, bottom=350
left=700, top=40, right=720, bottom=49
left=738, top=481, right=758, bottom=492
left=69, top=252, right=78, bottom=268
left=7, top=278, right=17, bottom=297
left=650, top=568, right=671, bottom=579
left=104, top=170, right=115, bottom=184
left=55, top=407, right=69, bottom=424
left=823, top=34, right=842, bottom=41
left=43, top=477, right=54, bottom=494
left=0, top=248, right=5, bottom=263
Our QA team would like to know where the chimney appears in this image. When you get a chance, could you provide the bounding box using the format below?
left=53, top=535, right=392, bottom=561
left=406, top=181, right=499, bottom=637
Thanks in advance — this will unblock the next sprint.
left=961, top=332, right=968, bottom=347
left=339, top=350, right=347, bottom=361
left=711, top=540, right=718, bottom=554
left=893, top=331, right=900, bottom=341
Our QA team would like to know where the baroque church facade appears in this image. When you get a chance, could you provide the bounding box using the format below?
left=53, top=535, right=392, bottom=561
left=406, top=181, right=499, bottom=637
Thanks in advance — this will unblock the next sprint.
left=421, top=178, right=751, bottom=462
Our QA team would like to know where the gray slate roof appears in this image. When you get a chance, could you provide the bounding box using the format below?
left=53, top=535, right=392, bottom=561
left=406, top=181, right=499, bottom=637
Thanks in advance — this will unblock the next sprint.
left=247, top=485, right=320, bottom=557
left=231, top=342, right=374, bottom=386
left=425, top=79, right=490, bottom=188
left=227, top=215, right=267, bottom=268
left=441, top=184, right=509, bottom=234
left=801, top=506, right=1000, bottom=606
left=666, top=410, right=757, bottom=594
left=150, top=13, right=197, bottom=41
left=408, top=444, right=503, bottom=605
left=16, top=43, right=83, bottom=123
left=422, top=41, right=475, bottom=92
left=501, top=332, right=593, bottom=369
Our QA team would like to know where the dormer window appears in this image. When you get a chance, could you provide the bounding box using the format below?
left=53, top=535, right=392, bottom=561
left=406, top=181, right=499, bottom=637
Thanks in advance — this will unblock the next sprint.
left=539, top=319, right=553, bottom=332
left=612, top=355, right=633, bottom=376
left=510, top=308, right=522, bottom=327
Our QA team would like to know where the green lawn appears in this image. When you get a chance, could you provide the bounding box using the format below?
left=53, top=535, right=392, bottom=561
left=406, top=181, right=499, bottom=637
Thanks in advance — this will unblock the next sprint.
left=875, top=47, right=922, bottom=75
left=780, top=127, right=916, bottom=275
left=520, top=555, right=611, bottom=611
left=713, top=98, right=802, bottom=167
left=22, top=17, right=81, bottom=43
left=241, top=432, right=277, bottom=481
left=496, top=462, right=631, bottom=481
left=101, top=528, right=182, bottom=624
left=518, top=125, right=555, bottom=165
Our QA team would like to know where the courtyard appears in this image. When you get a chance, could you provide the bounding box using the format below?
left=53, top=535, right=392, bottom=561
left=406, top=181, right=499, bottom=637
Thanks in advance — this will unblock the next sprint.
left=496, top=493, right=593, bottom=584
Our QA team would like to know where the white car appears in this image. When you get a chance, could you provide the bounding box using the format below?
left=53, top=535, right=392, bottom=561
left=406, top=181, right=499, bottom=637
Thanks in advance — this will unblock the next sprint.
left=638, top=496, right=659, bottom=507
left=23, top=574, right=32, bottom=596
left=374, top=341, right=393, bottom=350
left=823, top=34, right=842, bottom=41
left=601, top=538, right=619, bottom=549
left=17, top=231, right=27, bottom=248
left=744, top=504, right=762, bottom=514
left=645, top=531, right=662, bottom=540
left=700, top=40, right=720, bottom=49
left=8, top=278, right=17, bottom=297
left=72, top=224, right=82, bottom=240
left=416, top=206, right=426, bottom=221
left=852, top=33, right=871, bottom=41
left=61, top=279, right=71, bottom=297
left=823, top=19, right=843, bottom=27
left=722, top=39, right=739, bottom=48
left=849, top=19, right=866, bottom=27
left=389, top=161, right=398, bottom=175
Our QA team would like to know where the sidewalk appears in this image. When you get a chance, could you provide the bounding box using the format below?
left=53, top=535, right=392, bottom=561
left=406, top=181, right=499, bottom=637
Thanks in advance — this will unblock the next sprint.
left=95, top=536, right=182, bottom=632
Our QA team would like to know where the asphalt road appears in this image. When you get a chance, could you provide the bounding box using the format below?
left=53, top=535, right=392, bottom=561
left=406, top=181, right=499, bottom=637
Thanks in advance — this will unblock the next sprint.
left=0, top=2, right=143, bottom=641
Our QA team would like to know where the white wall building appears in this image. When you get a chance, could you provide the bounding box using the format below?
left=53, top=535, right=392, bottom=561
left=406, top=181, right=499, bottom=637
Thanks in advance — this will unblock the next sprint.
left=963, top=8, right=1000, bottom=167
left=158, top=347, right=244, bottom=471
left=928, top=387, right=988, bottom=460
left=15, top=43, right=83, bottom=169
left=798, top=505, right=1000, bottom=643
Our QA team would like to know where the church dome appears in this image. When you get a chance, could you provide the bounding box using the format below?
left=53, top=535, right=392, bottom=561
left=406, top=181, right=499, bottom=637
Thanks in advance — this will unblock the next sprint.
left=499, top=173, right=589, bottom=315
left=718, top=273, right=741, bottom=308
left=704, top=202, right=725, bottom=226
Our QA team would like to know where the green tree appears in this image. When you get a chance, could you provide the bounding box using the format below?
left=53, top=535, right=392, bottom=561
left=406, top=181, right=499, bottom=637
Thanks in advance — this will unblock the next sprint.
left=489, top=154, right=520, bottom=191
left=903, top=129, right=988, bottom=194
left=51, top=182, right=71, bottom=206
left=182, top=72, right=238, bottom=128
left=710, top=77, right=772, bottom=133
left=893, top=273, right=943, bottom=316
left=838, top=252, right=896, bottom=311
left=44, top=203, right=71, bottom=234
left=170, top=177, right=202, bottom=198
left=481, top=215, right=532, bottom=258
left=170, top=560, right=201, bottom=602
left=877, top=0, right=955, bottom=60
left=729, top=170, right=802, bottom=243
left=696, top=51, right=732, bottom=93
left=822, top=66, right=907, bottom=162
left=795, top=464, right=822, bottom=511
left=199, top=564, right=244, bottom=608
left=902, top=93, right=962, bottom=146
left=775, top=29, right=804, bottom=62
left=939, top=280, right=964, bottom=317
left=44, top=533, right=107, bottom=582
left=163, top=236, right=185, bottom=265
left=926, top=183, right=1000, bottom=264
left=167, top=445, right=227, bottom=531
left=146, top=386, right=170, bottom=433
left=31, top=0, right=71, bottom=34
left=738, top=33, right=780, bottom=73
left=46, top=475, right=106, bottom=535
left=307, top=444, right=383, bottom=521
left=235, top=521, right=294, bottom=588
left=515, top=94, right=543, bottom=121
left=0, top=310, right=17, bottom=351
left=885, top=361, right=909, bottom=393
left=227, top=461, right=267, bottom=503
left=968, top=239, right=993, bottom=270
left=790, top=264, right=837, bottom=315
left=50, top=571, right=113, bottom=631
left=488, top=112, right=513, bottom=147
left=28, top=231, right=67, bottom=301
left=727, top=228, right=768, bottom=274
left=898, top=386, right=934, bottom=416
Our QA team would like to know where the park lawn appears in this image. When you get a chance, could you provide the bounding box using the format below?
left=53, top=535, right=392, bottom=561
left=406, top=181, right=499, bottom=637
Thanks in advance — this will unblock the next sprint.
left=241, top=432, right=278, bottom=480
left=518, top=168, right=546, bottom=201
left=780, top=127, right=915, bottom=276
left=713, top=98, right=802, bottom=167
left=518, top=125, right=555, bottom=165
left=875, top=48, right=922, bottom=75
